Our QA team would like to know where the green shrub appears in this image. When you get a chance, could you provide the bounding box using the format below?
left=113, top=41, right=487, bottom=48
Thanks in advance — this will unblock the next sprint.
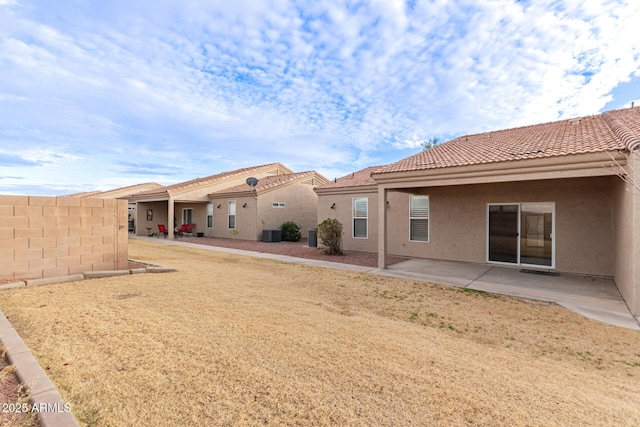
left=280, top=221, right=301, bottom=242
left=317, top=218, right=343, bottom=255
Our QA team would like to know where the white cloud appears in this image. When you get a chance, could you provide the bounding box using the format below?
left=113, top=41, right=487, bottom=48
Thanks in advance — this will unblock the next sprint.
left=1, top=0, right=639, bottom=195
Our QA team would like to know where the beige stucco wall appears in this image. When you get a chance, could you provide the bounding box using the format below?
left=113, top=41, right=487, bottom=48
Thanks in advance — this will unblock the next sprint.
left=323, top=177, right=615, bottom=277
left=209, top=197, right=257, bottom=240
left=135, top=201, right=169, bottom=236
left=257, top=183, right=319, bottom=241
left=316, top=189, right=378, bottom=252
left=209, top=182, right=320, bottom=241
left=0, top=195, right=128, bottom=280
left=386, top=177, right=615, bottom=277
left=174, top=202, right=207, bottom=235
left=613, top=152, right=640, bottom=315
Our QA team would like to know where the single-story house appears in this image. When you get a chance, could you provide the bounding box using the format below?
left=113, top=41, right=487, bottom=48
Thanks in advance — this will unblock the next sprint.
left=314, top=166, right=382, bottom=253
left=67, top=182, right=164, bottom=233
left=209, top=171, right=328, bottom=241
left=66, top=182, right=163, bottom=200
left=316, top=107, right=639, bottom=316
left=373, top=106, right=639, bottom=316
left=129, top=163, right=295, bottom=239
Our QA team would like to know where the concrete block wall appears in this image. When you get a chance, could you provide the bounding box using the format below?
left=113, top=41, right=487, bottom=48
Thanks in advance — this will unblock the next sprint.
left=0, top=195, right=128, bottom=280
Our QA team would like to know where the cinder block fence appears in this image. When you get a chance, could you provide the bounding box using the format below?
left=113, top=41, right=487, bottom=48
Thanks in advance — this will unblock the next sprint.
left=0, top=195, right=128, bottom=281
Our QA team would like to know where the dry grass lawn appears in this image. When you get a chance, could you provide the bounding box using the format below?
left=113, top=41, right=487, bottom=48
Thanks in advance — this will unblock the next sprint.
left=1, top=239, right=640, bottom=426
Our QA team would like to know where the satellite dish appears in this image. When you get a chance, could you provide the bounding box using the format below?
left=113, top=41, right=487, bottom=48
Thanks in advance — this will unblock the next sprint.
left=246, top=177, right=259, bottom=187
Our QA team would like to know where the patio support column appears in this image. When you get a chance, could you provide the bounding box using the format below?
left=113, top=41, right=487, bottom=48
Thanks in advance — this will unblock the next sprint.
left=627, top=150, right=640, bottom=316
left=168, top=197, right=175, bottom=239
left=377, top=185, right=388, bottom=269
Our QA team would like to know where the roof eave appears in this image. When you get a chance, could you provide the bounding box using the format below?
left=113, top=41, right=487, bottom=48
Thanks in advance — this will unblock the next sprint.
left=314, top=185, right=378, bottom=195
left=373, top=151, right=627, bottom=188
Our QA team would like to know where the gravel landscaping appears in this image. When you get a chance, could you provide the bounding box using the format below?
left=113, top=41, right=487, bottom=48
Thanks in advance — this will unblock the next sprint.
left=175, top=236, right=408, bottom=267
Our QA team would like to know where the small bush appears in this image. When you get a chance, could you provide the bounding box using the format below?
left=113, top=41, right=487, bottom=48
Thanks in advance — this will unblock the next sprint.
left=317, top=218, right=343, bottom=255
left=280, top=221, right=301, bottom=242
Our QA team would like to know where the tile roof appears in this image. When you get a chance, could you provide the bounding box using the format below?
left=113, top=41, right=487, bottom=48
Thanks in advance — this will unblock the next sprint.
left=134, top=163, right=291, bottom=196
left=378, top=107, right=640, bottom=174
left=315, top=166, right=383, bottom=190
left=66, top=190, right=103, bottom=198
left=66, top=182, right=163, bottom=199
left=210, top=171, right=327, bottom=195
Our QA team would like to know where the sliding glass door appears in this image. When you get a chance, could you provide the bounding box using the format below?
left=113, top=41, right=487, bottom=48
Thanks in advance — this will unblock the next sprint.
left=487, top=203, right=554, bottom=268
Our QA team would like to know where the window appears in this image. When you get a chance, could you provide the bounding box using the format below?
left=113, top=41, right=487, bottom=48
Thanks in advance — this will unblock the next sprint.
left=410, top=195, right=429, bottom=242
left=182, top=208, right=193, bottom=225
left=228, top=201, right=236, bottom=229
left=272, top=202, right=285, bottom=208
left=206, top=203, right=213, bottom=228
left=352, top=198, right=368, bottom=238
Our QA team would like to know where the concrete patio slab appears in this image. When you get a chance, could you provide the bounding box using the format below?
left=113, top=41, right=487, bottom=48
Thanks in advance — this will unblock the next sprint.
left=384, top=258, right=494, bottom=288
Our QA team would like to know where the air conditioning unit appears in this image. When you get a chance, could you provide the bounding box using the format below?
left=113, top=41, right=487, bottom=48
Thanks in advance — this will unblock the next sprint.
left=262, top=229, right=282, bottom=243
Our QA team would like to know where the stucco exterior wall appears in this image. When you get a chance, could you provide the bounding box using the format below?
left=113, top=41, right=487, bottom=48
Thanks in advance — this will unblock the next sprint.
left=210, top=197, right=258, bottom=240
left=0, top=195, right=128, bottom=280
left=257, top=183, right=319, bottom=240
left=210, top=183, right=320, bottom=241
left=174, top=202, right=207, bottom=235
left=321, top=177, right=614, bottom=277
left=316, top=189, right=378, bottom=252
left=383, top=177, right=615, bottom=276
left=613, top=152, right=640, bottom=315
left=135, top=201, right=169, bottom=236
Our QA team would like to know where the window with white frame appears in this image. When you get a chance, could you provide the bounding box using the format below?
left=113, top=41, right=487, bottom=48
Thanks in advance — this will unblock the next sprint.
left=206, top=203, right=213, bottom=228
left=228, top=201, right=236, bottom=229
left=410, top=195, right=429, bottom=242
left=353, top=198, right=368, bottom=238
left=182, top=208, right=193, bottom=225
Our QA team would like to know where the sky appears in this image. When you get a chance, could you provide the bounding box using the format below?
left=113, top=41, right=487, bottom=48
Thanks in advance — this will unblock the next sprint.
left=1, top=0, right=639, bottom=196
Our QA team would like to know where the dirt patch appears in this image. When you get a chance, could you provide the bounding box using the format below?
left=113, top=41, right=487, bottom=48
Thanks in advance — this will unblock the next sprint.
left=0, top=349, right=38, bottom=427
left=110, top=293, right=144, bottom=300
left=0, top=239, right=639, bottom=426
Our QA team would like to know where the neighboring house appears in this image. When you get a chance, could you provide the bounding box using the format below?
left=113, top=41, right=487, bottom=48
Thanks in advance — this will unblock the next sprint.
left=314, top=166, right=382, bottom=253
left=129, top=163, right=294, bottom=239
left=209, top=171, right=328, bottom=241
left=67, top=182, right=164, bottom=234
left=366, top=106, right=640, bottom=316
left=67, top=182, right=164, bottom=200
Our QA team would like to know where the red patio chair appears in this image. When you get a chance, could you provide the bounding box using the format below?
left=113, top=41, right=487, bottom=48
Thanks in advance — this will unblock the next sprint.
left=176, top=223, right=188, bottom=237
left=157, top=224, right=168, bottom=239
left=185, top=223, right=195, bottom=236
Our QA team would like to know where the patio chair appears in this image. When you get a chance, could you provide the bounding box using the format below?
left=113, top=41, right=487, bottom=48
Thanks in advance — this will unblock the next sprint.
left=185, top=223, right=195, bottom=237
left=176, top=224, right=188, bottom=238
left=157, top=224, right=168, bottom=239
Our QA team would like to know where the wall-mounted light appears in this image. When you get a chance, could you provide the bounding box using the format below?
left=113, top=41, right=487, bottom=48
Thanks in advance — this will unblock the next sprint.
left=330, top=203, right=336, bottom=209
left=217, top=204, right=221, bottom=209
left=242, top=203, right=247, bottom=208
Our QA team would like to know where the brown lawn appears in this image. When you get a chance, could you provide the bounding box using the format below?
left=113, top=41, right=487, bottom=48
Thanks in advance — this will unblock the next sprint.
left=1, top=239, right=639, bottom=426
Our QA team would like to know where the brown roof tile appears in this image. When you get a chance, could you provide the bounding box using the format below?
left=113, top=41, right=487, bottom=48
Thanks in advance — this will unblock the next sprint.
left=378, top=107, right=639, bottom=174
left=134, top=163, right=291, bottom=197
left=210, top=171, right=328, bottom=195
left=66, top=182, right=163, bottom=199
left=315, top=166, right=384, bottom=190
